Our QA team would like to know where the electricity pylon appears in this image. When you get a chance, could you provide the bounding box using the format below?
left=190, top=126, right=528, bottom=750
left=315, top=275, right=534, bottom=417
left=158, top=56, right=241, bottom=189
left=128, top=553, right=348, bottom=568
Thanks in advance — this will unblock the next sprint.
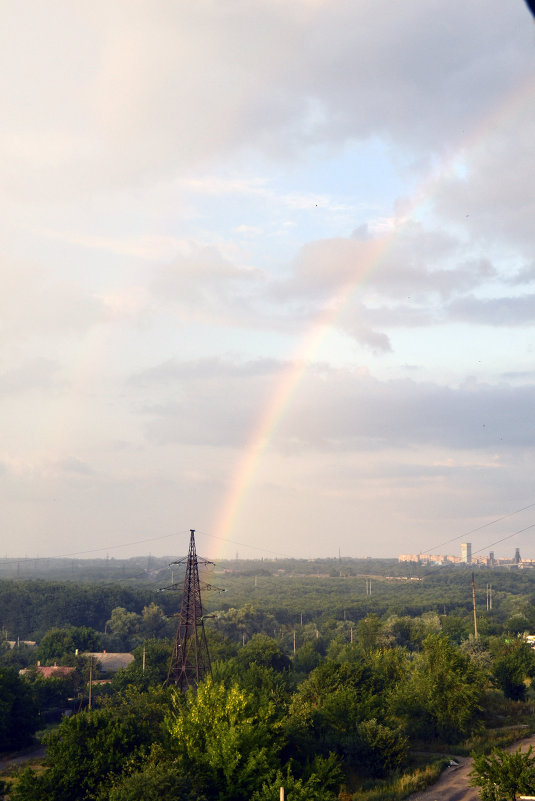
left=165, top=529, right=221, bottom=690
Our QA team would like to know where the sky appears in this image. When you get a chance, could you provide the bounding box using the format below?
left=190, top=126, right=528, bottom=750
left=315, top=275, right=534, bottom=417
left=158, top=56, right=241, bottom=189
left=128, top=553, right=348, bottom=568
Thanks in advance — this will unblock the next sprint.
left=2, top=0, right=535, bottom=563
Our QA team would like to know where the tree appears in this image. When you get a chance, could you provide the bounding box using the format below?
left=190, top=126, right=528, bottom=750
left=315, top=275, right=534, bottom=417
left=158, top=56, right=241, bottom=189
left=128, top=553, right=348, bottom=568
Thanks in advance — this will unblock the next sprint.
left=356, top=614, right=382, bottom=653
left=293, top=641, right=323, bottom=674
left=251, top=763, right=341, bottom=801
left=111, top=639, right=172, bottom=691
left=0, top=667, right=38, bottom=751
left=107, top=762, right=207, bottom=801
left=165, top=678, right=279, bottom=801
left=394, top=633, right=483, bottom=741
left=492, top=640, right=535, bottom=701
left=10, top=686, right=171, bottom=801
left=140, top=603, right=168, bottom=638
left=105, top=607, right=140, bottom=644
left=470, top=747, right=535, bottom=801
left=37, top=626, right=102, bottom=662
left=237, top=634, right=291, bottom=672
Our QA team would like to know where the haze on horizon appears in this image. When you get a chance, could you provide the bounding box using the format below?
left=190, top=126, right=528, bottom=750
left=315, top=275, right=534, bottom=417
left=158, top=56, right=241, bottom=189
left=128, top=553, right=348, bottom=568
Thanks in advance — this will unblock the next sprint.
left=2, top=1, right=535, bottom=563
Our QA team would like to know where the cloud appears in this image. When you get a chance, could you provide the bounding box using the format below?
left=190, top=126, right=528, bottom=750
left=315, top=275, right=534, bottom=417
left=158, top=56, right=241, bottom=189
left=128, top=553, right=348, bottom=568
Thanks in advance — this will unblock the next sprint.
left=0, top=359, right=60, bottom=395
left=129, top=357, right=535, bottom=453
left=448, top=294, right=535, bottom=326
left=433, top=81, right=535, bottom=252
left=0, top=255, right=110, bottom=341
left=129, top=356, right=283, bottom=387
left=0, top=0, right=530, bottom=197
left=151, top=245, right=261, bottom=324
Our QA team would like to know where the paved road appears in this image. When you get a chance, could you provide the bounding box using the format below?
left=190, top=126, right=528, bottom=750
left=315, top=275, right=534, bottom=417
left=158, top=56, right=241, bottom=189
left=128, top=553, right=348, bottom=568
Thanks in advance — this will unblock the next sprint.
left=408, top=735, right=535, bottom=801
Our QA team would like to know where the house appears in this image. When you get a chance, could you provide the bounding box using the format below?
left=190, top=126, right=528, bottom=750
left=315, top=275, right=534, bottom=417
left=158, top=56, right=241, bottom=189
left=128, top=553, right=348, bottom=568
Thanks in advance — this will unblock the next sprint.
left=19, top=662, right=75, bottom=679
left=82, top=652, right=134, bottom=674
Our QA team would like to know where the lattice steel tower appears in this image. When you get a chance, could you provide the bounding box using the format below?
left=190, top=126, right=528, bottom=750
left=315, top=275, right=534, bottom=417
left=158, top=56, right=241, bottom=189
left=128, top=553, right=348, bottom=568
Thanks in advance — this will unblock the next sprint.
left=166, top=529, right=215, bottom=690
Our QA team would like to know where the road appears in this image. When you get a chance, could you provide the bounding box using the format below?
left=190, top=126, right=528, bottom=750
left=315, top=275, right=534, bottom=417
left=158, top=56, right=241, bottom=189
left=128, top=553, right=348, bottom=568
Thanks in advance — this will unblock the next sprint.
left=0, top=745, right=46, bottom=772
left=408, top=735, right=535, bottom=801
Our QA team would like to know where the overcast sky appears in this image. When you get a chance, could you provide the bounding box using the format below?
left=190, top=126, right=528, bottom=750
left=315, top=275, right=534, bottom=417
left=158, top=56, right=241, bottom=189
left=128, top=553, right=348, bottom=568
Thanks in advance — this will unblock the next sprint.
left=2, top=0, right=535, bottom=562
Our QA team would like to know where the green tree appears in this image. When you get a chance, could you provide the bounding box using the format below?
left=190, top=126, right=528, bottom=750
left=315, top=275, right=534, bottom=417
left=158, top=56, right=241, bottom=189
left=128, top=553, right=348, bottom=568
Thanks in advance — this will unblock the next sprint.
left=470, top=746, right=535, bottom=801
left=111, top=639, right=172, bottom=691
left=22, top=671, right=73, bottom=714
left=107, top=762, right=207, bottom=801
left=492, top=640, right=535, bottom=701
left=356, top=614, right=382, bottom=653
left=11, top=686, right=171, bottom=801
left=237, top=634, right=291, bottom=672
left=165, top=678, right=279, bottom=801
left=106, top=607, right=140, bottom=640
left=141, top=603, right=167, bottom=638
left=394, top=633, right=483, bottom=741
left=0, top=667, right=38, bottom=751
left=37, top=626, right=101, bottom=662
left=293, top=641, right=323, bottom=674
left=251, top=756, right=343, bottom=801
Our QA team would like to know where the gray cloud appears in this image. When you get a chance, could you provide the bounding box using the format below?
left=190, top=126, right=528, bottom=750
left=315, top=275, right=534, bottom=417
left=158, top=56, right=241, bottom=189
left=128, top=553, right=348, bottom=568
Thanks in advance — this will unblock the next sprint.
left=130, top=356, right=283, bottom=387
left=130, top=357, right=535, bottom=453
left=0, top=359, right=60, bottom=395
left=449, top=294, right=535, bottom=326
left=0, top=0, right=530, bottom=197
left=0, top=256, right=110, bottom=340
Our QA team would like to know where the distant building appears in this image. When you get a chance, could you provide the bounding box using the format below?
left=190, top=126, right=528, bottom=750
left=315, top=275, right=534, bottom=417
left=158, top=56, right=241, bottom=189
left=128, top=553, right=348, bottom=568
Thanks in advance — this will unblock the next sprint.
left=461, top=543, right=472, bottom=564
left=82, top=652, right=134, bottom=674
left=20, top=662, right=75, bottom=679
left=7, top=640, right=36, bottom=649
left=515, top=548, right=521, bottom=565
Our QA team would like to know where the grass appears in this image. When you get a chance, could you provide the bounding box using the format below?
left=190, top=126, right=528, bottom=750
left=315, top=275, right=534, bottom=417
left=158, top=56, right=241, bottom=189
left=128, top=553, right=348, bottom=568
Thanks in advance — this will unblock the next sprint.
left=348, top=699, right=535, bottom=801
left=354, top=759, right=449, bottom=801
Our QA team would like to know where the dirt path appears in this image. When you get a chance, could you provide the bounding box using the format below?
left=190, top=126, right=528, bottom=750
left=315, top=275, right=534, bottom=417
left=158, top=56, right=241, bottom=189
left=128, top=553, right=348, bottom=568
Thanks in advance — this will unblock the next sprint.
left=0, top=745, right=46, bottom=772
left=407, top=735, right=535, bottom=801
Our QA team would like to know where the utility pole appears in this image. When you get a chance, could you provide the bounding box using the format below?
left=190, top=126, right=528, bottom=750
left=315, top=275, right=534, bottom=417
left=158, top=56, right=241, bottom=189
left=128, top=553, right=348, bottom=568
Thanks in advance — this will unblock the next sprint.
left=486, top=583, right=493, bottom=610
left=165, top=530, right=222, bottom=691
left=88, top=656, right=93, bottom=710
left=472, top=572, right=478, bottom=640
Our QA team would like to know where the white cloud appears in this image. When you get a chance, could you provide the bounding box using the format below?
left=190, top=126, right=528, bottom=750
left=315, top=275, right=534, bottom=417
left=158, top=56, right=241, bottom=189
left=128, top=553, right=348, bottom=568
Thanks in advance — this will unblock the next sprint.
left=1, top=0, right=530, bottom=198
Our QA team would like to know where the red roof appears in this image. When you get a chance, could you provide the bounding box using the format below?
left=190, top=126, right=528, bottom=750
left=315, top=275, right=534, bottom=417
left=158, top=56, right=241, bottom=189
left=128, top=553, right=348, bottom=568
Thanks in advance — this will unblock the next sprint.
left=20, top=664, right=75, bottom=679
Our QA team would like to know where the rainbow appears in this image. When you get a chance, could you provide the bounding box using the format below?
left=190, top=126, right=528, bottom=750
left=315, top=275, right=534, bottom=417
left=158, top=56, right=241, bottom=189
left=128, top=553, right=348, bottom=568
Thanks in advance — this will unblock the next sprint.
left=210, top=72, right=535, bottom=557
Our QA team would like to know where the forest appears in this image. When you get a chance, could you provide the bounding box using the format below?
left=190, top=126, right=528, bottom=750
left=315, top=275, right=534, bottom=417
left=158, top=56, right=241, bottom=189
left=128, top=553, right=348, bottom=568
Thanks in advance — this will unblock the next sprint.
left=1, top=557, right=535, bottom=800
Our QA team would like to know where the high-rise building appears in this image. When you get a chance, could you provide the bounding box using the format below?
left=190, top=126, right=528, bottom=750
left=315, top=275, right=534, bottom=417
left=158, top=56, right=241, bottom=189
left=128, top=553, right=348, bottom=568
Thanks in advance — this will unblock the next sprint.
left=461, top=542, right=472, bottom=564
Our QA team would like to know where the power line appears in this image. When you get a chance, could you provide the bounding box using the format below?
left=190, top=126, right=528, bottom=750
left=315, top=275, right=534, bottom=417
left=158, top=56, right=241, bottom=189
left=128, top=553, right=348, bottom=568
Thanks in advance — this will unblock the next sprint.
left=195, top=529, right=301, bottom=560
left=420, top=501, right=535, bottom=555
left=0, top=525, right=301, bottom=567
left=472, top=522, right=535, bottom=556
left=0, top=530, right=186, bottom=566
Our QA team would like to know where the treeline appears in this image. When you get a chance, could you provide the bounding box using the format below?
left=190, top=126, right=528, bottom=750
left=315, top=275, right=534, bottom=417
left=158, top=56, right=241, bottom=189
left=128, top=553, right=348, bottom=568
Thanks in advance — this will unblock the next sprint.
left=0, top=581, right=177, bottom=640
left=2, top=562, right=535, bottom=640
